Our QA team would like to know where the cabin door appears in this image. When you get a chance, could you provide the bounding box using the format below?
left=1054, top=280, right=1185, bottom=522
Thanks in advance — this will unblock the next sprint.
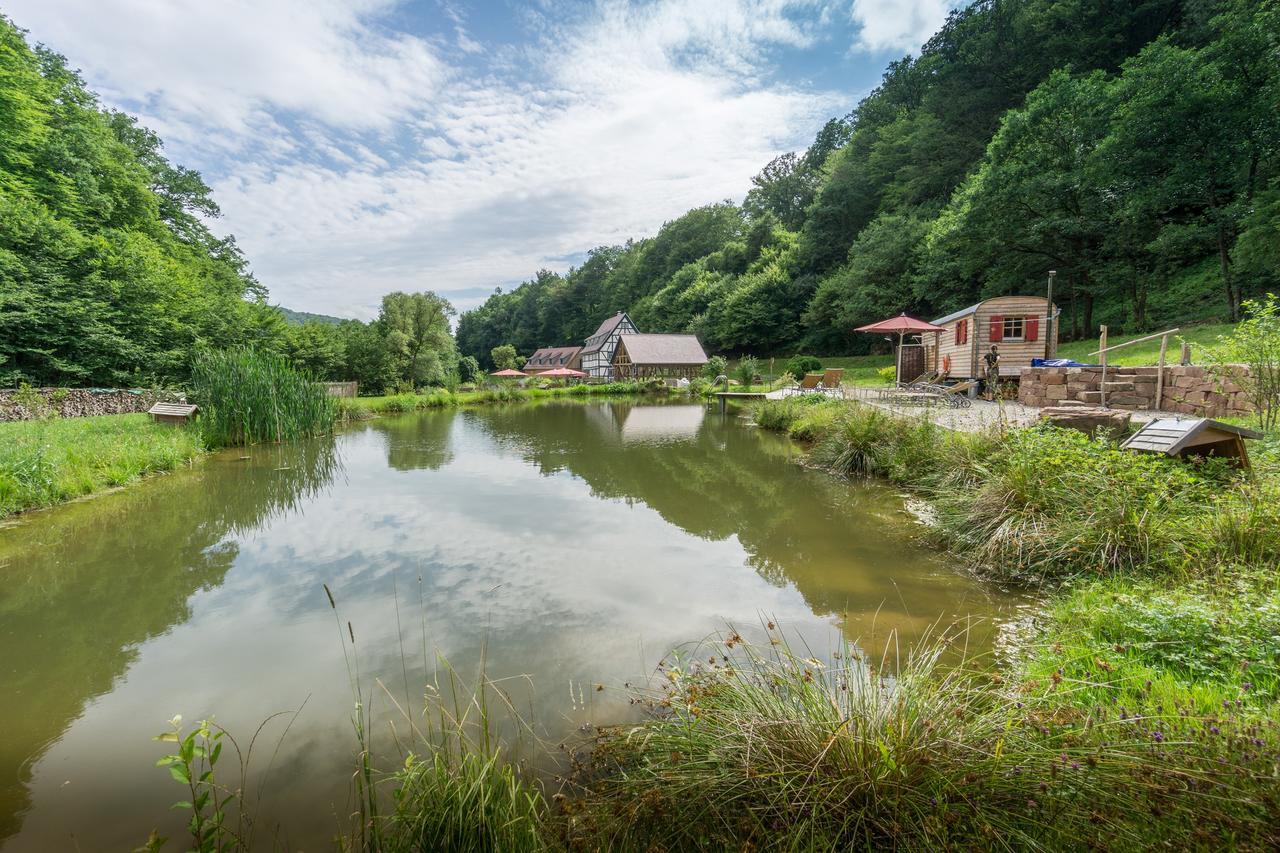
left=899, top=344, right=925, bottom=383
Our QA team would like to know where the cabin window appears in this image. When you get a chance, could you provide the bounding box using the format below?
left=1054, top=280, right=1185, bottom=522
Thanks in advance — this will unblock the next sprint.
left=1002, top=316, right=1025, bottom=341
left=955, top=319, right=968, bottom=345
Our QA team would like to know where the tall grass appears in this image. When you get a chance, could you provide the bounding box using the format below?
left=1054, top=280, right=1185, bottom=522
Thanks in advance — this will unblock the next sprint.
left=189, top=348, right=337, bottom=446
left=337, top=382, right=651, bottom=421
left=752, top=398, right=1273, bottom=584
left=569, top=627, right=1280, bottom=851
left=0, top=413, right=204, bottom=517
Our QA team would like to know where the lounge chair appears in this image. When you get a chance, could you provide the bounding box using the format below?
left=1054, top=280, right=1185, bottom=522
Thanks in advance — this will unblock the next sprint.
left=820, top=368, right=845, bottom=397
left=787, top=373, right=824, bottom=396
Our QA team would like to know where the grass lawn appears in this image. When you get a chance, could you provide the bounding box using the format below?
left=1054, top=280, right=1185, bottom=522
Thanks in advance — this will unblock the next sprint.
left=1055, top=322, right=1236, bottom=366
left=0, top=414, right=205, bottom=518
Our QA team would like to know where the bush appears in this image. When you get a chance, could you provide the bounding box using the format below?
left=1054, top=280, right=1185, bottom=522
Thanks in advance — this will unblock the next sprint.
left=877, top=365, right=897, bottom=384
left=734, top=355, right=760, bottom=389
left=702, top=355, right=728, bottom=380
left=189, top=348, right=337, bottom=447
left=783, top=354, right=822, bottom=380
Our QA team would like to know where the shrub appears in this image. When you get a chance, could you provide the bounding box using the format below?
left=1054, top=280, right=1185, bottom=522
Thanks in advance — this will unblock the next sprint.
left=1202, top=293, right=1280, bottom=431
left=734, top=355, right=760, bottom=388
left=189, top=348, right=336, bottom=447
left=783, top=354, right=822, bottom=381
left=702, top=354, right=728, bottom=380
left=877, top=365, right=897, bottom=384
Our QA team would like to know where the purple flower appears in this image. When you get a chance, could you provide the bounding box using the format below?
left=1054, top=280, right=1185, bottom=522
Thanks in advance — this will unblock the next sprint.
left=1152, top=731, right=1164, bottom=742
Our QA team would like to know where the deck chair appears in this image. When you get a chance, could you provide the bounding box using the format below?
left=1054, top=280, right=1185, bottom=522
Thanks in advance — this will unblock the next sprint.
left=788, top=373, right=824, bottom=396
left=820, top=368, right=845, bottom=397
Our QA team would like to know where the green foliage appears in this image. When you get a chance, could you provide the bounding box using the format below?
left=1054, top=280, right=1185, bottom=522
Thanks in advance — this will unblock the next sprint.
left=733, top=355, right=759, bottom=388
left=152, top=716, right=242, bottom=852
left=701, top=354, right=728, bottom=380
left=1201, top=294, right=1280, bottom=430
left=0, top=19, right=280, bottom=386
left=783, top=354, right=822, bottom=380
left=188, top=348, right=336, bottom=447
left=754, top=400, right=1274, bottom=585
left=489, top=344, right=521, bottom=371
left=571, top=627, right=1280, bottom=850
left=0, top=413, right=204, bottom=517
left=380, top=291, right=456, bottom=389
left=876, top=365, right=897, bottom=384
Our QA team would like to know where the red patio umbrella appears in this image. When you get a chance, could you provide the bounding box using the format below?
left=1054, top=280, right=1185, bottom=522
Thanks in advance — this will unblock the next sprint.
left=489, top=368, right=527, bottom=377
left=538, top=367, right=587, bottom=380
left=854, top=313, right=945, bottom=383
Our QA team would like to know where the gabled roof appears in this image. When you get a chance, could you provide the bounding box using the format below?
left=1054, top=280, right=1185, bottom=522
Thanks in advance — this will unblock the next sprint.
left=931, top=303, right=981, bottom=326
left=616, top=334, right=708, bottom=365
left=1121, top=417, right=1262, bottom=454
left=522, top=346, right=582, bottom=370
left=582, top=312, right=636, bottom=354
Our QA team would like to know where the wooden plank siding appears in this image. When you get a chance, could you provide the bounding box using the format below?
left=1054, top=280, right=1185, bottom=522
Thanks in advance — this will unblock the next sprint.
left=930, top=296, right=1057, bottom=380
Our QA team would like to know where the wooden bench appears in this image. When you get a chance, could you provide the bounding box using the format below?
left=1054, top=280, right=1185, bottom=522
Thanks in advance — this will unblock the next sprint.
left=148, top=402, right=199, bottom=425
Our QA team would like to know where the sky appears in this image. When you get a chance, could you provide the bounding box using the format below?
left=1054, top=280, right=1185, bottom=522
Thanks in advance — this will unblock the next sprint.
left=6, top=0, right=961, bottom=319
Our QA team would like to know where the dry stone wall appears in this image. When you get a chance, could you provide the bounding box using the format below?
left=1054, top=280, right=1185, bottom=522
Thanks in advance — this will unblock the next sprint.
left=1018, top=365, right=1253, bottom=418
left=0, top=388, right=185, bottom=422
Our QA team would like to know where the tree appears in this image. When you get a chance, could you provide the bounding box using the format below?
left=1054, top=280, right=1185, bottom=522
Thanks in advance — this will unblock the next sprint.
left=380, top=291, right=456, bottom=388
left=490, top=345, right=521, bottom=371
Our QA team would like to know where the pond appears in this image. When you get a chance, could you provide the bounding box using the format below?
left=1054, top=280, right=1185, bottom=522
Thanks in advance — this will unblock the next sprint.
left=0, top=401, right=1026, bottom=850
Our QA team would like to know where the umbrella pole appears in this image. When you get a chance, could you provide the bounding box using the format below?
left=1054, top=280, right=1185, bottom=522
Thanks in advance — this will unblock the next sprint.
left=895, top=331, right=903, bottom=384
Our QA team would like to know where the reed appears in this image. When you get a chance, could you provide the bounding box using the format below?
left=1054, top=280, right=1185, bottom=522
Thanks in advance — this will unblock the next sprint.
left=189, top=348, right=337, bottom=446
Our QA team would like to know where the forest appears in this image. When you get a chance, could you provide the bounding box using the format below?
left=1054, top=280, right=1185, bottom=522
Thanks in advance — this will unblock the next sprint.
left=0, top=15, right=457, bottom=392
left=458, top=0, right=1280, bottom=365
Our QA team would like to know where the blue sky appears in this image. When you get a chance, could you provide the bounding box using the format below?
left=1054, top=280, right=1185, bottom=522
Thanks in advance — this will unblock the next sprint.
left=8, top=0, right=961, bottom=318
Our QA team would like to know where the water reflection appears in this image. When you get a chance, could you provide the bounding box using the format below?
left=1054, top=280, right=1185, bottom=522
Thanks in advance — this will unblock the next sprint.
left=0, top=402, right=1021, bottom=850
left=0, top=442, right=341, bottom=843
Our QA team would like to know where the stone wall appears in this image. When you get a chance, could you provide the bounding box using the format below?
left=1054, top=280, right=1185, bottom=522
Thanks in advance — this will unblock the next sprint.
left=0, top=388, right=185, bottom=422
left=1018, top=365, right=1253, bottom=418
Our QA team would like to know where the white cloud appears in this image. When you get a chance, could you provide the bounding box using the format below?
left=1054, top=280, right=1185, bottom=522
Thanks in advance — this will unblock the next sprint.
left=849, top=0, right=957, bottom=54
left=7, top=0, right=846, bottom=319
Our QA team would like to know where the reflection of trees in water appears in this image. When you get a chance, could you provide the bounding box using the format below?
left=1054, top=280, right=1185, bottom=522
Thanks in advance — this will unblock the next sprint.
left=0, top=438, right=341, bottom=842
left=373, top=410, right=455, bottom=472
left=466, top=402, right=1006, bottom=643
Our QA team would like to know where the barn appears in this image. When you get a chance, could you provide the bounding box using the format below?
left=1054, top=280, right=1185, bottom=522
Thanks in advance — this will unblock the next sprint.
left=611, top=334, right=708, bottom=380
left=929, top=296, right=1059, bottom=381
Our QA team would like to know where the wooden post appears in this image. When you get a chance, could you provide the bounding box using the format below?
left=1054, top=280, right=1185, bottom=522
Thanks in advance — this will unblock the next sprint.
left=1155, top=333, right=1169, bottom=410
left=1099, top=325, right=1108, bottom=409
left=1180, top=341, right=1191, bottom=365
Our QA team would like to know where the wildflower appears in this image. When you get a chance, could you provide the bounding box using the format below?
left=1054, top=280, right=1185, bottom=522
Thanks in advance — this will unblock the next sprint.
left=1152, top=731, right=1164, bottom=742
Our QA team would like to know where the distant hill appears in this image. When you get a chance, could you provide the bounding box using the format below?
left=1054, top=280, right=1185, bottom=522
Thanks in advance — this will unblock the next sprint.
left=278, top=307, right=346, bottom=326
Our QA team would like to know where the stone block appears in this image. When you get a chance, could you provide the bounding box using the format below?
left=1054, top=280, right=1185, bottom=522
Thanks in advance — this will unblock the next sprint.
left=1043, top=386, right=1071, bottom=401
left=1043, top=373, right=1067, bottom=385
left=1040, top=406, right=1133, bottom=437
left=1078, top=391, right=1103, bottom=404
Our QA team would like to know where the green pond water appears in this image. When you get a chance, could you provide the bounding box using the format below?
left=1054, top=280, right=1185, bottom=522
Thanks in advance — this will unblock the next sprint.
left=0, top=401, right=1026, bottom=850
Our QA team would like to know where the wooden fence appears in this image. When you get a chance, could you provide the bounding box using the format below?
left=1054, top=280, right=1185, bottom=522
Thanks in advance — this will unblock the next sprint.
left=321, top=381, right=358, bottom=398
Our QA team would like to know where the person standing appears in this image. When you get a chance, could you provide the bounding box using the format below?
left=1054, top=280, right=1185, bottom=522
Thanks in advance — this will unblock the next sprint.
left=983, top=344, right=1001, bottom=400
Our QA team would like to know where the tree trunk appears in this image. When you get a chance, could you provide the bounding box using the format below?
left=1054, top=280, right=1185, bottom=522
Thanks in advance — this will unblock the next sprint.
left=1207, top=178, right=1239, bottom=322
left=1082, top=292, right=1094, bottom=335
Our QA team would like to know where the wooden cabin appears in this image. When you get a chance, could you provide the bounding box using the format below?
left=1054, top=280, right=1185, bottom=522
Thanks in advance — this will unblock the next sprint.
left=522, top=346, right=583, bottom=375
left=611, top=334, right=708, bottom=380
left=581, top=312, right=639, bottom=378
left=928, top=296, right=1059, bottom=380
left=1121, top=418, right=1263, bottom=468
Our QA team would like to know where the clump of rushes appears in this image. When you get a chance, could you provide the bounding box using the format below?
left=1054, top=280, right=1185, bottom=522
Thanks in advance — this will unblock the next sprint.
left=751, top=399, right=1273, bottom=584
left=570, top=627, right=1280, bottom=851
left=189, top=348, right=336, bottom=446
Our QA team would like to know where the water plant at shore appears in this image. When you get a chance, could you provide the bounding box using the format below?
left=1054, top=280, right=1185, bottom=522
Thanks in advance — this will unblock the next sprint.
left=751, top=397, right=1279, bottom=584
left=189, top=348, right=337, bottom=446
left=0, top=413, right=204, bottom=517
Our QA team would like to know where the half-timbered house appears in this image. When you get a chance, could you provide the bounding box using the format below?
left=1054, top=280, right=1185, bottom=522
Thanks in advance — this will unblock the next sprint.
left=581, top=312, right=638, bottom=378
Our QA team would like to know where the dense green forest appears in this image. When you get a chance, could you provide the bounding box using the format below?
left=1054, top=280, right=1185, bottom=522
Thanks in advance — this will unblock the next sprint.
left=0, top=15, right=456, bottom=392
left=458, top=0, right=1279, bottom=365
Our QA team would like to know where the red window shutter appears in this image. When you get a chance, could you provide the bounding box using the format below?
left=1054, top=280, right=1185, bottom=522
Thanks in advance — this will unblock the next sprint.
left=990, top=315, right=1004, bottom=342
left=1025, top=317, right=1039, bottom=342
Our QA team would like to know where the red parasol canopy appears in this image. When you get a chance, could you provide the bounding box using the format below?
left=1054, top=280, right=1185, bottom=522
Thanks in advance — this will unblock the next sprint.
left=853, top=313, right=944, bottom=334
left=538, top=367, right=587, bottom=378
left=489, top=368, right=527, bottom=377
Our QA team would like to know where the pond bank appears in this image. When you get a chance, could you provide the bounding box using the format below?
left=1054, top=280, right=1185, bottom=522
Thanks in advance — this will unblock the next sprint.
left=0, top=414, right=205, bottom=519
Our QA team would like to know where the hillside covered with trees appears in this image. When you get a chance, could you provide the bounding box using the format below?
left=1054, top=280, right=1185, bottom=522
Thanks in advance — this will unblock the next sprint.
left=458, top=0, right=1279, bottom=365
left=0, top=15, right=457, bottom=393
